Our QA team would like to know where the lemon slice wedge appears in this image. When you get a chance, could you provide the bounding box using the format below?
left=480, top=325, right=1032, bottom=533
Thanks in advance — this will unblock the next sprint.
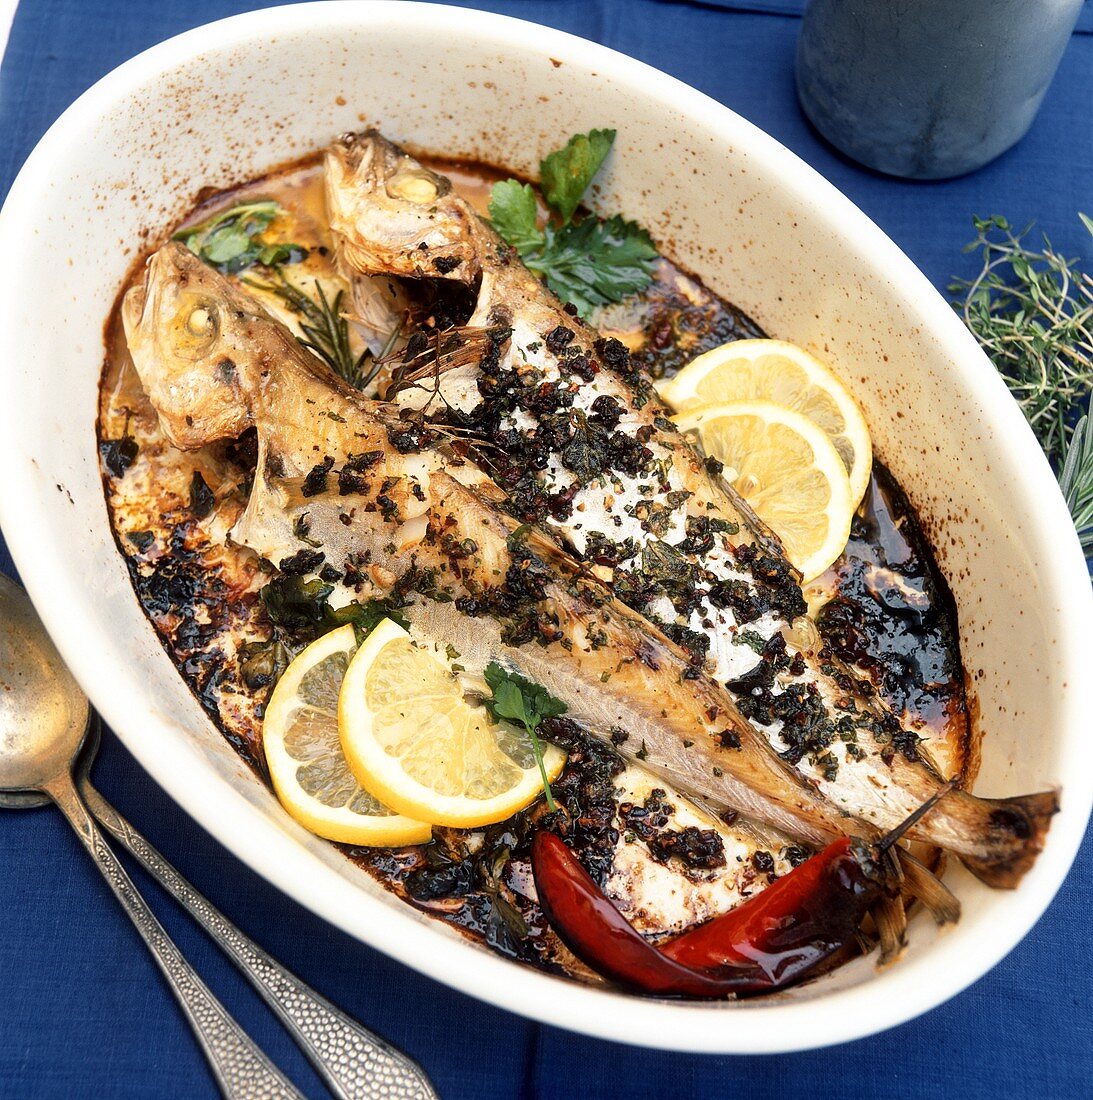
left=658, top=338, right=872, bottom=506
left=339, top=618, right=566, bottom=828
left=674, top=400, right=854, bottom=581
left=262, top=624, right=432, bottom=845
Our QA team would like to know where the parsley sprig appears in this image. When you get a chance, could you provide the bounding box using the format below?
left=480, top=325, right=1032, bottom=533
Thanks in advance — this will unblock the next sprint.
left=951, top=214, right=1093, bottom=564
left=483, top=662, right=567, bottom=810
left=174, top=201, right=306, bottom=274
left=488, top=129, right=658, bottom=317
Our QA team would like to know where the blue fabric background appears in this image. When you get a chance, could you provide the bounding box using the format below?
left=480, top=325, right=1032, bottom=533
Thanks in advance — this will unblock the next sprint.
left=1, top=2, right=1090, bottom=1097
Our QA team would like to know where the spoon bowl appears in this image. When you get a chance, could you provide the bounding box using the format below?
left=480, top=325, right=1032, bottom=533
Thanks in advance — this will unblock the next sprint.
left=0, top=574, right=89, bottom=795
left=0, top=721, right=104, bottom=811
left=0, top=574, right=309, bottom=1097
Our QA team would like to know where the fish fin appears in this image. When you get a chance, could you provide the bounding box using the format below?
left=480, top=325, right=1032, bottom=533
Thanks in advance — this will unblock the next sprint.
left=385, top=325, right=504, bottom=398
left=897, top=849, right=961, bottom=926
left=871, top=893, right=908, bottom=968
left=955, top=788, right=1060, bottom=889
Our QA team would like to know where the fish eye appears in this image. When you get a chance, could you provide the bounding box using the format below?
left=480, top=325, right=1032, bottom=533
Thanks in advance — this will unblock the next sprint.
left=387, top=166, right=446, bottom=204
left=187, top=306, right=213, bottom=335
left=169, top=299, right=220, bottom=360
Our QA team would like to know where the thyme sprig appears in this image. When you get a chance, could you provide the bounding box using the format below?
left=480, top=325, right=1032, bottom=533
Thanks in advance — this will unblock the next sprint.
left=951, top=215, right=1093, bottom=562
left=950, top=215, right=1093, bottom=464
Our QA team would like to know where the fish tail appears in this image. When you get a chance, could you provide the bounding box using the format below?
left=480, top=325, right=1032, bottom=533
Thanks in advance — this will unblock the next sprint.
left=950, top=788, right=1060, bottom=889
left=870, top=891, right=908, bottom=968
left=896, top=850, right=961, bottom=925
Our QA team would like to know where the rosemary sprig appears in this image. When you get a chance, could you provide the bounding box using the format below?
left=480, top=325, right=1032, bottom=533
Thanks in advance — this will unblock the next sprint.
left=1060, top=415, right=1093, bottom=554
left=246, top=272, right=378, bottom=390
left=951, top=215, right=1093, bottom=564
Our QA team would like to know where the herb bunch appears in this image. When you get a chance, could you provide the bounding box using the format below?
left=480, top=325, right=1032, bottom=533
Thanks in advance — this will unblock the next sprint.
left=951, top=214, right=1093, bottom=558
left=179, top=201, right=375, bottom=390
left=488, top=129, right=658, bottom=317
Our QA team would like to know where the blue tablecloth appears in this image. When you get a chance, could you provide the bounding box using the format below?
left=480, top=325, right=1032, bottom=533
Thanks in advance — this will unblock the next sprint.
left=1, top=2, right=1090, bottom=1097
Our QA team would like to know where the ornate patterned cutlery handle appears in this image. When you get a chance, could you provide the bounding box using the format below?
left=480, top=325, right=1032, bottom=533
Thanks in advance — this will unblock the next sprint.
left=80, top=778, right=439, bottom=1100
left=45, top=774, right=303, bottom=1100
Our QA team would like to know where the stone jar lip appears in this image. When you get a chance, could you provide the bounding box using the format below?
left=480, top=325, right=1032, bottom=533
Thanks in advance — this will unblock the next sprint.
left=794, top=0, right=1085, bottom=179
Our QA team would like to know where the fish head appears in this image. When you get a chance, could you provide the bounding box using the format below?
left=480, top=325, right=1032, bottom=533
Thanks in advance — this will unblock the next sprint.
left=325, top=129, right=481, bottom=284
left=122, top=242, right=268, bottom=449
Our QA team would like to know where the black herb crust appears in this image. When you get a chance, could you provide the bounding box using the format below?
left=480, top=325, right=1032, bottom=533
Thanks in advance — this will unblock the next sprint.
left=620, top=788, right=726, bottom=871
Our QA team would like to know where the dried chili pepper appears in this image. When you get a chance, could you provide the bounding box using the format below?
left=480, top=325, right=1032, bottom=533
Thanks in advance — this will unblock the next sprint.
left=660, top=835, right=891, bottom=985
left=532, top=788, right=953, bottom=997
left=531, top=831, right=773, bottom=997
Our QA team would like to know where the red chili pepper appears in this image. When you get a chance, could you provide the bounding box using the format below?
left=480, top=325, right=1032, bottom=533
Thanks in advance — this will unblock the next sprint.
left=531, top=832, right=773, bottom=997
left=660, top=785, right=958, bottom=985
left=660, top=836, right=887, bottom=986
left=532, top=788, right=951, bottom=998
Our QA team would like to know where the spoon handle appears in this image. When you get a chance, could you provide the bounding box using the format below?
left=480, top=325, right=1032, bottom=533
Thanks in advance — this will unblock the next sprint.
left=79, top=778, right=440, bottom=1100
left=44, top=774, right=304, bottom=1100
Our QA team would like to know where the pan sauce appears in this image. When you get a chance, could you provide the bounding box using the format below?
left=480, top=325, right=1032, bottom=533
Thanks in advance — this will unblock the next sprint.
left=98, top=153, right=970, bottom=978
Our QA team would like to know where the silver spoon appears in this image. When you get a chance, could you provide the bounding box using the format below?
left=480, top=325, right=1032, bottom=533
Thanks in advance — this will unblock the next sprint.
left=0, top=575, right=439, bottom=1100
left=74, top=729, right=440, bottom=1100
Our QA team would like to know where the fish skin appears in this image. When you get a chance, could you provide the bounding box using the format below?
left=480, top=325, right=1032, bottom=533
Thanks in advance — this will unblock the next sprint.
left=123, top=243, right=864, bottom=846
left=325, top=131, right=1058, bottom=887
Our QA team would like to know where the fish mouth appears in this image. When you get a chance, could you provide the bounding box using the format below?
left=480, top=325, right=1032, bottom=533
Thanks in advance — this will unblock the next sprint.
left=120, top=255, right=160, bottom=351
left=120, top=277, right=147, bottom=346
left=334, top=128, right=383, bottom=173
left=334, top=128, right=452, bottom=202
left=122, top=246, right=186, bottom=350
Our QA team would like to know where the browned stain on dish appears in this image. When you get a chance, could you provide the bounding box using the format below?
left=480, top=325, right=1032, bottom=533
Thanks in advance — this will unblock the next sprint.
left=96, top=150, right=969, bottom=976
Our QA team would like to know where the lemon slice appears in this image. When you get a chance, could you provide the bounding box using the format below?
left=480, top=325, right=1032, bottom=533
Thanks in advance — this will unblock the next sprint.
left=263, top=625, right=432, bottom=845
left=658, top=338, right=872, bottom=506
left=674, top=400, right=854, bottom=581
left=339, top=618, right=566, bottom=828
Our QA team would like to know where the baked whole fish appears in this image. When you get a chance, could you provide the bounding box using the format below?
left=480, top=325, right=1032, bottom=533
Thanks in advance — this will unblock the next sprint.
left=125, top=243, right=864, bottom=848
left=324, top=130, right=1058, bottom=887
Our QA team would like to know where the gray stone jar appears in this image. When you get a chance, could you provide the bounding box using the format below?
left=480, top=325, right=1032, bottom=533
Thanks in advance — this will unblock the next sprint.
left=795, top=0, right=1084, bottom=180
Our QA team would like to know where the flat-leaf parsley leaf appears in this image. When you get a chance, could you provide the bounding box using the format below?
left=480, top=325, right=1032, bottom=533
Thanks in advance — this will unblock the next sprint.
left=539, top=127, right=616, bottom=225
left=174, top=200, right=307, bottom=274
left=488, top=130, right=658, bottom=317
left=525, top=215, right=658, bottom=318
left=483, top=662, right=567, bottom=810
left=488, top=180, right=544, bottom=253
